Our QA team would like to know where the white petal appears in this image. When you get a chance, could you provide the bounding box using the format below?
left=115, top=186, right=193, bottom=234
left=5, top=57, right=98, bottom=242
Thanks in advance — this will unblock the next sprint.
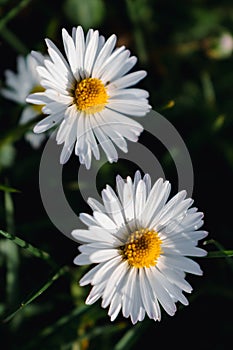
left=72, top=226, right=120, bottom=245
left=1, top=88, right=21, bottom=103
left=60, top=115, right=77, bottom=163
left=110, top=88, right=149, bottom=99
left=92, top=256, right=122, bottom=285
left=143, top=173, right=151, bottom=196
left=93, top=211, right=117, bottom=231
left=141, top=178, right=171, bottom=227
left=62, top=28, right=79, bottom=79
left=158, top=198, right=194, bottom=232
left=167, top=230, right=208, bottom=244
left=26, top=92, right=52, bottom=105
left=135, top=180, right=146, bottom=219
left=84, top=30, right=99, bottom=76
left=101, top=108, right=143, bottom=140
left=84, top=115, right=100, bottom=160
left=75, top=112, right=87, bottom=156
left=108, top=269, right=129, bottom=321
left=42, top=101, right=67, bottom=114
left=178, top=212, right=204, bottom=232
left=19, top=106, right=38, bottom=125
left=130, top=271, right=146, bottom=324
left=107, top=99, right=151, bottom=117
left=122, top=268, right=136, bottom=318
left=157, top=260, right=193, bottom=293
left=45, top=38, right=71, bottom=76
left=73, top=253, right=91, bottom=265
left=86, top=281, right=105, bottom=305
left=92, top=34, right=117, bottom=77
left=79, top=243, right=111, bottom=254
left=139, top=268, right=161, bottom=321
left=151, top=190, right=187, bottom=231
left=122, top=177, right=135, bottom=223
left=31, top=50, right=45, bottom=65
left=95, top=112, right=128, bottom=153
left=91, top=116, right=118, bottom=163
left=133, top=170, right=142, bottom=189
left=153, top=265, right=189, bottom=305
left=108, top=70, right=147, bottom=90
left=161, top=255, right=203, bottom=275
left=101, top=188, right=125, bottom=228
left=94, top=46, right=125, bottom=80
left=101, top=261, right=128, bottom=308
left=145, top=267, right=177, bottom=316
left=100, top=49, right=131, bottom=83
left=43, top=59, right=73, bottom=89
left=56, top=118, right=70, bottom=144
left=44, top=89, right=73, bottom=104
left=116, top=175, right=125, bottom=204
left=106, top=56, right=137, bottom=82
left=79, top=213, right=98, bottom=227
left=79, top=263, right=103, bottom=286
left=25, top=132, right=46, bottom=149
left=108, top=293, right=122, bottom=322
left=162, top=245, right=207, bottom=257
left=90, top=249, right=119, bottom=263
left=87, top=197, right=105, bottom=213
left=33, top=113, right=63, bottom=133
left=74, top=26, right=85, bottom=77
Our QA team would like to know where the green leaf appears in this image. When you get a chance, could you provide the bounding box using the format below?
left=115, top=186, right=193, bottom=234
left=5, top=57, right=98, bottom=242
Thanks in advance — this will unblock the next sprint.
left=2, top=265, right=69, bottom=323
left=0, top=143, right=16, bottom=170
left=0, top=0, right=33, bottom=31
left=0, top=184, right=20, bottom=193
left=212, top=114, right=225, bottom=132
left=207, top=250, right=233, bottom=258
left=114, top=320, right=149, bottom=350
left=204, top=239, right=233, bottom=271
left=0, top=229, right=56, bottom=267
left=201, top=71, right=216, bottom=107
left=64, top=0, right=106, bottom=30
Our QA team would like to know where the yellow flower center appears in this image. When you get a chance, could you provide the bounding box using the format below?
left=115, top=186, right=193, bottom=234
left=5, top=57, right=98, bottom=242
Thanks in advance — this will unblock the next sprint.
left=30, top=85, right=45, bottom=94
left=120, top=228, right=163, bottom=268
left=74, top=78, right=108, bottom=114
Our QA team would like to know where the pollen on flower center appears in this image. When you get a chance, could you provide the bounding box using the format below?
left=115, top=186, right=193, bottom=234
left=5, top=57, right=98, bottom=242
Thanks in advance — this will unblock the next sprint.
left=74, top=78, right=108, bottom=113
left=120, top=228, right=163, bottom=268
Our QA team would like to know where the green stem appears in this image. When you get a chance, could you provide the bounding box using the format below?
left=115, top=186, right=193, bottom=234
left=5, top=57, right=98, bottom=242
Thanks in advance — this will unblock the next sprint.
left=206, top=250, right=233, bottom=258
left=0, top=229, right=57, bottom=268
left=204, top=239, right=233, bottom=271
left=0, top=0, right=33, bottom=31
left=2, top=265, right=69, bottom=323
left=0, top=26, right=28, bottom=54
left=125, top=0, right=148, bottom=64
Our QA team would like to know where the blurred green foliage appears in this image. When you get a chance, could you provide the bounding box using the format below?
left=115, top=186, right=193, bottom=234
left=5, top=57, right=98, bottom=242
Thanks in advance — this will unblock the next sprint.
left=0, top=0, right=233, bottom=349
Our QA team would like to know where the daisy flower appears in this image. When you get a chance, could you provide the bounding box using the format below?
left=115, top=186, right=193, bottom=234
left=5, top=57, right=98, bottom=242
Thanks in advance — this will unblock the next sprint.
left=26, top=26, right=151, bottom=169
left=1, top=53, right=46, bottom=148
left=72, top=171, right=208, bottom=324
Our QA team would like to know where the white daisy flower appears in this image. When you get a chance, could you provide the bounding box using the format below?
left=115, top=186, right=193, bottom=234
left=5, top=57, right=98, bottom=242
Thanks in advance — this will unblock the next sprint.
left=72, top=171, right=208, bottom=324
left=26, top=26, right=151, bottom=168
left=1, top=53, right=46, bottom=148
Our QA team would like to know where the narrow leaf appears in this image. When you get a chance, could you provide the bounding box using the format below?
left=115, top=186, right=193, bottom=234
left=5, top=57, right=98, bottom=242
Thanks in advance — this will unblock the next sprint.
left=0, top=229, right=55, bottom=267
left=0, top=184, right=20, bottom=193
left=206, top=250, right=233, bottom=258
left=114, top=320, right=149, bottom=350
left=2, top=265, right=69, bottom=323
